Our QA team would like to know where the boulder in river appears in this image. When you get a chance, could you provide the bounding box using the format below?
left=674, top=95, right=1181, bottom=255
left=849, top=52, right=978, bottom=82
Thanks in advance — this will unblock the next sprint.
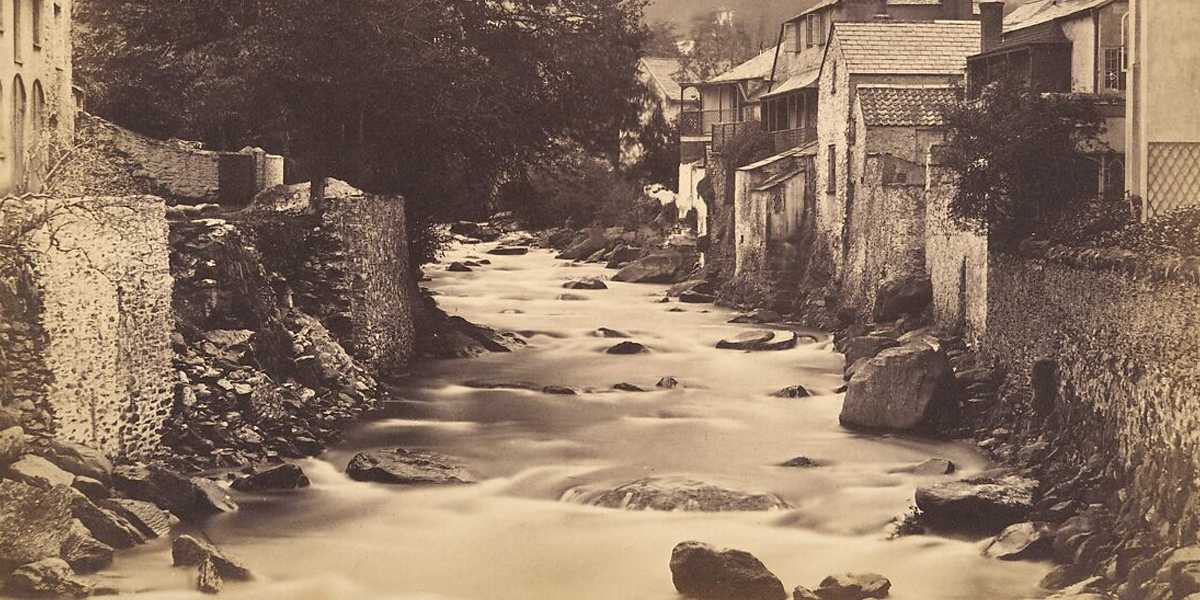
left=447, top=262, right=472, bottom=272
left=558, top=229, right=610, bottom=260
left=779, top=456, right=823, bottom=468
left=907, top=458, right=956, bottom=475
left=839, top=344, right=958, bottom=432
left=842, top=336, right=901, bottom=367
left=488, top=246, right=529, bottom=256
left=112, top=463, right=237, bottom=521
left=771, top=385, right=812, bottom=398
left=463, top=380, right=543, bottom=392
left=606, top=341, right=648, bottom=355
left=872, top=275, right=932, bottom=322
left=542, top=386, right=578, bottom=395
left=915, top=475, right=1038, bottom=533
left=172, top=534, right=252, bottom=581
left=657, top=376, right=682, bottom=389
left=612, top=249, right=693, bottom=284
left=813, top=573, right=892, bottom=600
left=679, top=290, right=716, bottom=304
left=198, top=556, right=224, bottom=594
left=729, top=309, right=782, bottom=324
left=4, top=558, right=92, bottom=598
left=101, top=499, right=171, bottom=538
left=558, top=293, right=588, bottom=301
left=563, top=278, right=607, bottom=290
left=717, top=330, right=775, bottom=350
left=593, top=327, right=629, bottom=338
left=984, top=522, right=1054, bottom=561
left=67, top=487, right=144, bottom=549
left=586, top=477, right=788, bottom=512
left=231, top=464, right=311, bottom=492
left=670, top=541, right=787, bottom=600
left=346, top=448, right=475, bottom=485
left=61, top=519, right=114, bottom=573
left=613, top=383, right=647, bottom=392
left=0, top=480, right=73, bottom=571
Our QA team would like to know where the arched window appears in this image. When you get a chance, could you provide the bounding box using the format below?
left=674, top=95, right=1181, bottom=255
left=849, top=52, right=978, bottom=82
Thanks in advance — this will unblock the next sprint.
left=12, top=0, right=22, bottom=63
left=30, top=79, right=43, bottom=184
left=12, top=74, right=26, bottom=189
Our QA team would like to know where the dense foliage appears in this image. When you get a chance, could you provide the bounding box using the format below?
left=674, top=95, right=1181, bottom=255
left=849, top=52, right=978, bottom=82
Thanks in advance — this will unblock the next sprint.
left=74, top=0, right=652, bottom=263
left=678, top=11, right=762, bottom=82
left=941, top=76, right=1108, bottom=245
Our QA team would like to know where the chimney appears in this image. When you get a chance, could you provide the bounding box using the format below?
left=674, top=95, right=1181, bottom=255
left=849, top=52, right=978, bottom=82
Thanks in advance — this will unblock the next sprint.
left=980, top=1, right=1004, bottom=51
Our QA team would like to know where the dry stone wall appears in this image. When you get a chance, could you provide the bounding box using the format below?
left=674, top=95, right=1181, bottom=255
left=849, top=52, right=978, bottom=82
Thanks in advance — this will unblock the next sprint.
left=982, top=248, right=1200, bottom=546
left=923, top=149, right=987, bottom=340
left=2, top=195, right=174, bottom=458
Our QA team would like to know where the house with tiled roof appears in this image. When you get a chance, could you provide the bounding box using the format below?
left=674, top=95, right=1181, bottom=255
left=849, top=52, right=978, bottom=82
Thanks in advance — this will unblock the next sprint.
left=967, top=0, right=1129, bottom=199
left=636, top=57, right=698, bottom=122
left=813, top=18, right=981, bottom=315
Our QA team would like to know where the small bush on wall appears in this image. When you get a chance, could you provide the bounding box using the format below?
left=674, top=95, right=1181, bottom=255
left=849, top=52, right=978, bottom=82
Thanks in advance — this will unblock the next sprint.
left=941, top=75, right=1108, bottom=247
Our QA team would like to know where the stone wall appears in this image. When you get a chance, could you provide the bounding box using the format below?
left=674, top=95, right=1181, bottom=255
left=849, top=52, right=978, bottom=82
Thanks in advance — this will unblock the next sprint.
left=81, top=114, right=285, bottom=206
left=1, top=195, right=174, bottom=458
left=841, top=154, right=927, bottom=318
left=982, top=247, right=1200, bottom=545
left=924, top=147, right=988, bottom=340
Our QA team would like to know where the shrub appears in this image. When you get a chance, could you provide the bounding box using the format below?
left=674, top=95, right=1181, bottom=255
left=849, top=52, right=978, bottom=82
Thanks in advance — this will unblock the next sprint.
left=941, top=75, right=1106, bottom=246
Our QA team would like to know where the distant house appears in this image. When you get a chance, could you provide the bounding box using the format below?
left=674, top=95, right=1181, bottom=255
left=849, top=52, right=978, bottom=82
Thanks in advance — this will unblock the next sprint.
left=1126, top=0, right=1200, bottom=219
left=1, top=0, right=75, bottom=194
left=636, top=57, right=697, bottom=123
left=967, top=0, right=1128, bottom=199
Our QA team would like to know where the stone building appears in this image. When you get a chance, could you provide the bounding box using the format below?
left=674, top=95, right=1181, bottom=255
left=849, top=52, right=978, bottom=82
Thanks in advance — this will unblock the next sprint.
left=0, top=0, right=74, bottom=194
left=968, top=0, right=1128, bottom=200
left=815, top=19, right=980, bottom=293
left=1125, top=0, right=1200, bottom=218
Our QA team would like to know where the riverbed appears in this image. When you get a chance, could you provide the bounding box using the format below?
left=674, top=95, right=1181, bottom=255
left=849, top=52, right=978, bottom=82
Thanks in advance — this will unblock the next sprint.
left=98, top=242, right=1049, bottom=600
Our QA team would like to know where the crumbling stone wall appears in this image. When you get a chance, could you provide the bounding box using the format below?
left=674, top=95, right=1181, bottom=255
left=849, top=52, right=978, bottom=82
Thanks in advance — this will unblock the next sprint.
left=81, top=114, right=285, bottom=206
left=841, top=154, right=927, bottom=318
left=924, top=148, right=988, bottom=340
left=983, top=247, right=1200, bottom=546
left=2, top=196, right=174, bottom=458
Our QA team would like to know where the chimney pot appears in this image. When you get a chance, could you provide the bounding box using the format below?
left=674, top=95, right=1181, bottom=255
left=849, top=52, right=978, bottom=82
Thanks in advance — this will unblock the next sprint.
left=980, top=1, right=1004, bottom=51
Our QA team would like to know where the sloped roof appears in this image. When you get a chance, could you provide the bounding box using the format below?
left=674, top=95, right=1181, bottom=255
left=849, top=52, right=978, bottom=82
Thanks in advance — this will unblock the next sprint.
left=857, top=84, right=960, bottom=126
left=834, top=20, right=981, bottom=75
left=707, top=46, right=780, bottom=84
left=640, top=58, right=684, bottom=98
left=1004, top=0, right=1117, bottom=33
left=789, top=0, right=984, bottom=22
left=976, top=21, right=1070, bottom=58
left=762, top=68, right=820, bottom=98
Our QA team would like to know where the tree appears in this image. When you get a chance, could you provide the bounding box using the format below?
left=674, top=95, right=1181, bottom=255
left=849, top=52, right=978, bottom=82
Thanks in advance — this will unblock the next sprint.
left=74, top=0, right=652, bottom=263
left=628, top=104, right=680, bottom=189
left=644, top=20, right=682, bottom=58
left=940, top=76, right=1105, bottom=245
left=678, top=10, right=760, bottom=81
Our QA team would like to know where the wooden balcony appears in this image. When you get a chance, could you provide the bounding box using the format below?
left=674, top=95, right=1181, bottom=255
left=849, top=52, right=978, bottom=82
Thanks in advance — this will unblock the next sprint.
left=770, top=127, right=817, bottom=153
left=680, top=109, right=756, bottom=138
left=711, top=120, right=762, bottom=155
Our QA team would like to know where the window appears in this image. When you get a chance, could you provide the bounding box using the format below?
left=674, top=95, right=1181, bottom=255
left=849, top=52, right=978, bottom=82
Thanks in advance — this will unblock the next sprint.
left=30, top=0, right=39, bottom=49
left=831, top=60, right=838, bottom=94
left=827, top=145, right=836, bottom=194
left=806, top=15, right=814, bottom=47
left=12, top=75, right=26, bottom=186
left=793, top=23, right=803, bottom=52
left=1104, top=47, right=1126, bottom=92
left=811, top=13, right=825, bottom=46
left=12, top=0, right=21, bottom=63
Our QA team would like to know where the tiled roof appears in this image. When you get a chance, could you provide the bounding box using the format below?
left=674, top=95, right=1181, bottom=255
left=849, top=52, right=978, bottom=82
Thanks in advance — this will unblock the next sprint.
left=707, top=46, right=780, bottom=84
left=640, top=57, right=693, bottom=100
left=834, top=20, right=981, bottom=75
left=857, top=84, right=960, bottom=126
left=1004, top=0, right=1117, bottom=33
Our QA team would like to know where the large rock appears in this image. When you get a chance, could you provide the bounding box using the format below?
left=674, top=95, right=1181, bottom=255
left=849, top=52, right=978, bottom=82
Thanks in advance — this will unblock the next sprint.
left=842, top=336, right=901, bottom=367
left=771, top=385, right=812, bottom=398
left=0, top=426, right=25, bottom=466
left=670, top=541, right=787, bottom=600
left=102, top=499, right=172, bottom=539
left=729, top=309, right=782, bottom=324
left=4, top=558, right=92, bottom=598
left=717, top=330, right=775, bottom=350
left=172, top=535, right=252, bottom=581
left=813, top=573, right=892, bottom=600
left=231, top=464, right=311, bottom=492
left=0, top=481, right=74, bottom=571
left=612, top=249, right=693, bottom=284
left=112, top=463, right=237, bottom=521
left=586, top=477, right=788, bottom=512
left=346, top=448, right=475, bottom=485
left=61, top=519, right=114, bottom=573
left=915, top=475, right=1038, bottom=533
left=563, top=278, right=607, bottom=290
left=9, top=454, right=76, bottom=489
left=984, top=522, right=1054, bottom=561
left=487, top=246, right=529, bottom=256
left=872, top=275, right=933, bottom=322
left=558, top=230, right=610, bottom=260
left=606, top=341, right=648, bottom=355
left=67, top=487, right=144, bottom=549
left=839, top=345, right=958, bottom=432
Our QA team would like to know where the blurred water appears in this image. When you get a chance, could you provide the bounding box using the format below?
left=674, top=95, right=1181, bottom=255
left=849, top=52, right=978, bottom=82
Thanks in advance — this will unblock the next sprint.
left=94, top=244, right=1049, bottom=600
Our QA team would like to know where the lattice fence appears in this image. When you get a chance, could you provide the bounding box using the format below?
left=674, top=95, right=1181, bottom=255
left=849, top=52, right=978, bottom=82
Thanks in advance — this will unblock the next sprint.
left=1146, top=142, right=1200, bottom=218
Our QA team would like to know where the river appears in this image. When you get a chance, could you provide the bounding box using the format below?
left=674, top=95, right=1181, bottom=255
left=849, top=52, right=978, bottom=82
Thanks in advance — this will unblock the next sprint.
left=100, top=242, right=1049, bottom=600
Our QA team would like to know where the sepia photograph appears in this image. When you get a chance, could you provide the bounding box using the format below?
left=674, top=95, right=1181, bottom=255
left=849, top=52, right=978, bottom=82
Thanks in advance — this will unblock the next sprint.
left=0, top=0, right=1197, bottom=598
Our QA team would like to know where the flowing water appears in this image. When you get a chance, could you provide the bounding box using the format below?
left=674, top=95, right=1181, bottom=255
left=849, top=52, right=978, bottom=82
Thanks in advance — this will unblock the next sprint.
left=100, top=242, right=1049, bottom=600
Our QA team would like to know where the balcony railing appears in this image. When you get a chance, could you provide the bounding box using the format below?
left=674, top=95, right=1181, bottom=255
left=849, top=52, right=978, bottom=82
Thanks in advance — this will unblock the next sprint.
left=680, top=108, right=755, bottom=137
left=712, top=120, right=762, bottom=155
left=770, top=127, right=817, bottom=153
